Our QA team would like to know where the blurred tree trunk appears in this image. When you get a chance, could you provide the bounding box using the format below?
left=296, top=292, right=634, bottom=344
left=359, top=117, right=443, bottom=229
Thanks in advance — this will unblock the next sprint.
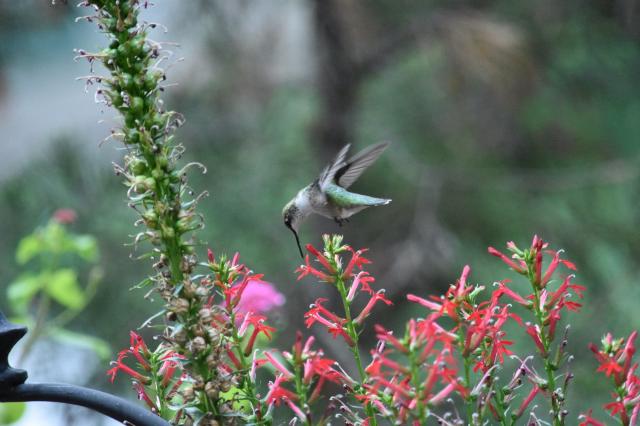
left=310, top=0, right=360, bottom=159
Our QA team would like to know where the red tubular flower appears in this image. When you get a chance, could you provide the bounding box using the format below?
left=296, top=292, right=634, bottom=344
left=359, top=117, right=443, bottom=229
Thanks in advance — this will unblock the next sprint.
left=133, top=382, right=157, bottom=411
left=604, top=401, right=627, bottom=419
left=346, top=271, right=375, bottom=301
left=296, top=255, right=333, bottom=282
left=158, top=351, right=185, bottom=387
left=305, top=243, right=336, bottom=274
left=107, top=353, right=150, bottom=384
left=226, top=346, right=243, bottom=370
left=488, top=246, right=526, bottom=274
left=128, top=331, right=151, bottom=371
left=241, top=313, right=276, bottom=356
left=354, top=290, right=392, bottom=324
left=265, top=374, right=298, bottom=406
left=408, top=266, right=477, bottom=324
left=304, top=298, right=355, bottom=346
left=374, top=325, right=408, bottom=354
left=283, top=398, right=307, bottom=422
left=534, top=250, right=543, bottom=286
left=515, top=386, right=540, bottom=418
left=526, top=324, right=547, bottom=356
left=579, top=410, right=606, bottom=426
left=406, top=294, right=443, bottom=311
left=108, top=333, right=153, bottom=384
left=264, top=351, right=294, bottom=380
left=494, top=280, right=531, bottom=307
left=343, top=246, right=371, bottom=279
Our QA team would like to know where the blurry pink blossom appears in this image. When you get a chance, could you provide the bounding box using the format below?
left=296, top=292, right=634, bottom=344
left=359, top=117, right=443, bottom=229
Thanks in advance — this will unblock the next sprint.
left=53, top=208, right=77, bottom=224
left=236, top=279, right=285, bottom=315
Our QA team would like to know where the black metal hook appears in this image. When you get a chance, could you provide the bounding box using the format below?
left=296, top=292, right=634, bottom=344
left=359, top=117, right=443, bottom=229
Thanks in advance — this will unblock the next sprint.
left=0, top=312, right=170, bottom=426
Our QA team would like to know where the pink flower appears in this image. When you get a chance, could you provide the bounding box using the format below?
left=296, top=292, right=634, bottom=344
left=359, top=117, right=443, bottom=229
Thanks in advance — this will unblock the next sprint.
left=235, top=279, right=285, bottom=315
left=52, top=208, right=77, bottom=224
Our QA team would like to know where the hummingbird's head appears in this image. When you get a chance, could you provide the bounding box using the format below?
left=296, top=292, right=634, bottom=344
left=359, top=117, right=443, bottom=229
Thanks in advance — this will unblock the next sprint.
left=283, top=201, right=304, bottom=258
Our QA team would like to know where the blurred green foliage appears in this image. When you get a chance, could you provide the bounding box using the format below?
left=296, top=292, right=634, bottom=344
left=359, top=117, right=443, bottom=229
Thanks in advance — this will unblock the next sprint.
left=6, top=213, right=110, bottom=362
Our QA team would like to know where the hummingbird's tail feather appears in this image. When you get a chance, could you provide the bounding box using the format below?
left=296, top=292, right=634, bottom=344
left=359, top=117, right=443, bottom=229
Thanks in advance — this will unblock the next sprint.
left=351, top=193, right=391, bottom=206
left=368, top=197, right=391, bottom=206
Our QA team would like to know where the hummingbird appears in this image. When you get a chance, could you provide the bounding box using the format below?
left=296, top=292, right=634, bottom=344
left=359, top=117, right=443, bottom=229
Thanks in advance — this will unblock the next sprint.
left=283, top=142, right=392, bottom=257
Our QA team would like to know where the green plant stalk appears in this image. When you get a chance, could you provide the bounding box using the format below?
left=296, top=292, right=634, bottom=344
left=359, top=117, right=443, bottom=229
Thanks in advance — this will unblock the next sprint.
left=80, top=1, right=228, bottom=421
left=462, top=350, right=475, bottom=424
left=228, top=309, right=267, bottom=425
left=292, top=359, right=311, bottom=426
left=18, top=294, right=51, bottom=364
left=333, top=274, right=378, bottom=426
left=408, top=344, right=428, bottom=423
left=527, top=266, right=563, bottom=426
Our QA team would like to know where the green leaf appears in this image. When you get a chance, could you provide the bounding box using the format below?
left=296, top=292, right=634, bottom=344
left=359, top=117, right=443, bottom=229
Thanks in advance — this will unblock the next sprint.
left=44, top=269, right=86, bottom=310
left=0, top=402, right=26, bottom=424
left=220, top=387, right=251, bottom=412
left=49, top=328, right=112, bottom=361
left=72, top=235, right=99, bottom=262
left=15, top=234, right=42, bottom=265
left=7, top=274, right=42, bottom=314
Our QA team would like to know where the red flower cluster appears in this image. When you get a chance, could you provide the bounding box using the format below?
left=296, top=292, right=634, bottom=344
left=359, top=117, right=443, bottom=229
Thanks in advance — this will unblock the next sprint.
left=205, top=251, right=279, bottom=356
left=107, top=331, right=184, bottom=413
left=263, top=333, right=350, bottom=423
left=408, top=266, right=515, bottom=373
left=588, top=332, right=640, bottom=425
left=297, top=238, right=391, bottom=345
left=106, top=234, right=640, bottom=426
left=52, top=208, right=78, bottom=224
left=365, top=318, right=463, bottom=423
left=489, top=236, right=584, bottom=357
left=488, top=235, right=576, bottom=287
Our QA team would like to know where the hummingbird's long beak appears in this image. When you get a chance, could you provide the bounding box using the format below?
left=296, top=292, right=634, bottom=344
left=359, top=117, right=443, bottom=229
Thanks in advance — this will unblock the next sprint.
left=287, top=225, right=304, bottom=258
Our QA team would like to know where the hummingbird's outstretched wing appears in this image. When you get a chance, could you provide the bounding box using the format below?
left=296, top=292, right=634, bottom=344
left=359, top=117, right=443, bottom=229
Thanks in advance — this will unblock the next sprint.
left=334, top=142, right=389, bottom=189
left=318, top=144, right=351, bottom=189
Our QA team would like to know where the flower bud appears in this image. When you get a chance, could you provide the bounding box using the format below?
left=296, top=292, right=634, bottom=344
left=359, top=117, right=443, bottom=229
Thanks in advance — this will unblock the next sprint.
left=198, top=308, right=212, bottom=323
left=204, top=381, right=219, bottom=399
left=171, top=298, right=190, bottom=315
left=190, top=336, right=206, bottom=353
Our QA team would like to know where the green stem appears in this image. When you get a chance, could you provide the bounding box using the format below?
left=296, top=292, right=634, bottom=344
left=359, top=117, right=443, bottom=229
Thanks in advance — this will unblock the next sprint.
left=18, top=293, right=51, bottom=364
left=229, top=310, right=269, bottom=425
left=335, top=275, right=377, bottom=426
left=409, top=346, right=428, bottom=423
left=293, top=360, right=311, bottom=426
left=531, top=286, right=562, bottom=426
left=463, top=356, right=475, bottom=425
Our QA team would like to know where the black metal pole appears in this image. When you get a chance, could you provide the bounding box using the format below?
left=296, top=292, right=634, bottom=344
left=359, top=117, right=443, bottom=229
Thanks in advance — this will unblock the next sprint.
left=0, top=383, right=170, bottom=426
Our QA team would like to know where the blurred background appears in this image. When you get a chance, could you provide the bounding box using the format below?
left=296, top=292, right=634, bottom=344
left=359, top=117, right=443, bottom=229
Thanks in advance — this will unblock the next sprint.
left=1, top=0, right=640, bottom=424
